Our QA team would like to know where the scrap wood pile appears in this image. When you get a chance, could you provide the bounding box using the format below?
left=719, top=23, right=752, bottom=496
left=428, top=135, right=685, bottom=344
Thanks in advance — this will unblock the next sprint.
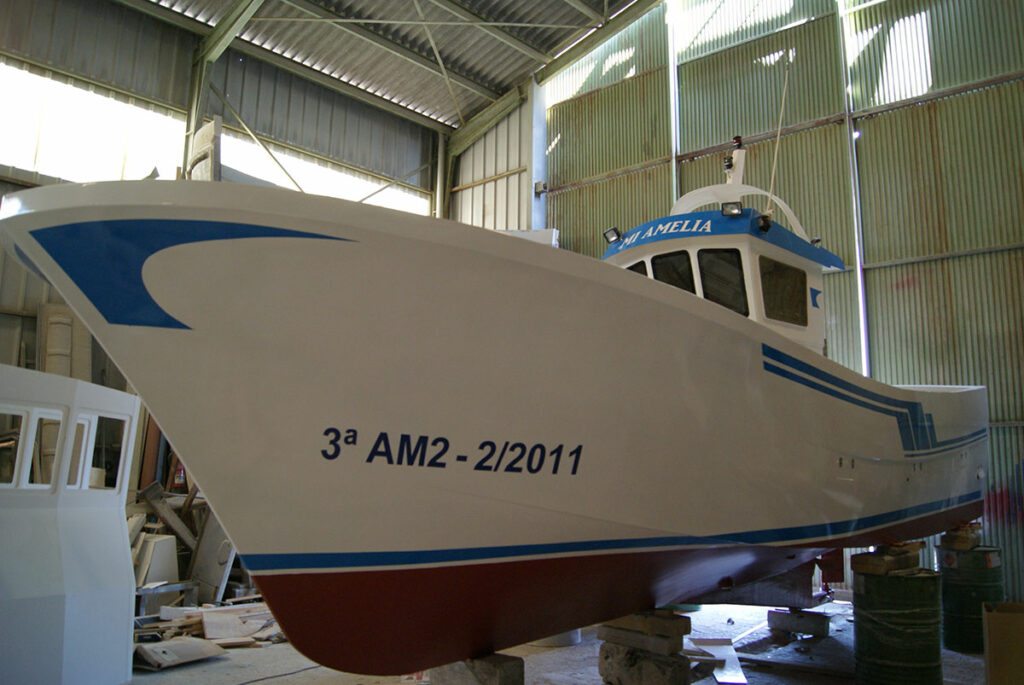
left=133, top=602, right=287, bottom=671
left=135, top=601, right=285, bottom=647
left=129, top=467, right=283, bottom=670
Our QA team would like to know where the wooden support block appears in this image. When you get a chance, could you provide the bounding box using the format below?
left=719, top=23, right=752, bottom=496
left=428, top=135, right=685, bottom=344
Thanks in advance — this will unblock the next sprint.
left=850, top=549, right=920, bottom=575
left=604, top=610, right=691, bottom=638
left=429, top=654, right=524, bottom=685
left=940, top=524, right=982, bottom=551
left=767, top=609, right=830, bottom=637
left=597, top=625, right=682, bottom=656
left=598, top=642, right=690, bottom=685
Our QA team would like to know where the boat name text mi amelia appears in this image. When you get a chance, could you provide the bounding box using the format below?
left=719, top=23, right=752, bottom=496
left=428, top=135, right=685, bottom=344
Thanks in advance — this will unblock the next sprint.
left=620, top=219, right=712, bottom=247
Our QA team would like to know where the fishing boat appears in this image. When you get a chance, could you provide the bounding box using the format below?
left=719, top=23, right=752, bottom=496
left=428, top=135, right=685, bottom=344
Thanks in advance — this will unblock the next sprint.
left=0, top=146, right=987, bottom=675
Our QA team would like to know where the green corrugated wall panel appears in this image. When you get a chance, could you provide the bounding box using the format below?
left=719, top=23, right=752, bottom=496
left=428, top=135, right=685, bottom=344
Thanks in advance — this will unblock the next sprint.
left=547, top=67, right=670, bottom=188
left=545, top=4, right=667, bottom=107
left=548, top=163, right=673, bottom=258
left=865, top=251, right=1024, bottom=422
left=678, top=125, right=856, bottom=266
left=670, top=0, right=834, bottom=64
left=822, top=269, right=864, bottom=374
left=844, top=0, right=1024, bottom=111
left=677, top=15, right=843, bottom=152
left=857, top=81, right=1024, bottom=264
left=985, top=425, right=1024, bottom=601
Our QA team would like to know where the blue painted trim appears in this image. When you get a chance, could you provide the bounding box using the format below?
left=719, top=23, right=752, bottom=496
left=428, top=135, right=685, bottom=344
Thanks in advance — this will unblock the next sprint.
left=240, top=491, right=981, bottom=572
left=30, top=219, right=350, bottom=329
left=601, top=209, right=844, bottom=270
left=762, top=344, right=988, bottom=457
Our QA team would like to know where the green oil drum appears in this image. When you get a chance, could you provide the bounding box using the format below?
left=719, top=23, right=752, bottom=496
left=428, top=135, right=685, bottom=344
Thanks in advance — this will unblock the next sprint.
left=938, top=546, right=1004, bottom=653
left=854, top=569, right=942, bottom=685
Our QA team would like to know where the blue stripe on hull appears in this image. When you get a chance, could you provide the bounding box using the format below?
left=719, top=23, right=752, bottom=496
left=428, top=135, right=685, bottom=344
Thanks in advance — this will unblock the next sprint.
left=762, top=344, right=987, bottom=457
left=241, top=490, right=981, bottom=572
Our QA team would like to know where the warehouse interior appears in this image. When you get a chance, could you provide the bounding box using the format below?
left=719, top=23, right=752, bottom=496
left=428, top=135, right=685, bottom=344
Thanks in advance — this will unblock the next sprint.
left=0, top=0, right=1021, bottom=683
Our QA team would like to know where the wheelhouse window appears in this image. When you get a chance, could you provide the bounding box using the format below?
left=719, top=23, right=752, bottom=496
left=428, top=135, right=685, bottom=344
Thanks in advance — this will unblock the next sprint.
left=759, top=256, right=807, bottom=326
left=89, top=416, right=127, bottom=490
left=627, top=261, right=648, bottom=276
left=0, top=412, right=22, bottom=484
left=698, top=249, right=748, bottom=316
left=652, top=250, right=696, bottom=294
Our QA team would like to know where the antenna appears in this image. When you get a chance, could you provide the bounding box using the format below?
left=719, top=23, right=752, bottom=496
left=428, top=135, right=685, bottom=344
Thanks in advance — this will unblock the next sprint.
left=765, top=50, right=793, bottom=221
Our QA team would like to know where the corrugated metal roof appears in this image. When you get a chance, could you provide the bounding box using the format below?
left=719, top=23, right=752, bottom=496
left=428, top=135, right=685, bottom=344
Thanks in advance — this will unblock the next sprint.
left=132, top=0, right=637, bottom=129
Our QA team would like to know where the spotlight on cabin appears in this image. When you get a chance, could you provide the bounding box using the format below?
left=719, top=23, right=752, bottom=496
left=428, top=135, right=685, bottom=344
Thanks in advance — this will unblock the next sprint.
left=758, top=214, right=772, bottom=232
left=721, top=201, right=742, bottom=216
left=603, top=227, right=622, bottom=244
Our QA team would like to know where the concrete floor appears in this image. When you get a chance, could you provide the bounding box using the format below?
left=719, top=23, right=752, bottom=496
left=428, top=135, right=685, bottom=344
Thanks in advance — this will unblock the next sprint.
left=131, top=602, right=985, bottom=684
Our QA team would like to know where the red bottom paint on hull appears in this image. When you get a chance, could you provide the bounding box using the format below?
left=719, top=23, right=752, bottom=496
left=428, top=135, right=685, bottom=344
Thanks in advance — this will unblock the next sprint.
left=251, top=501, right=983, bottom=675
left=254, top=545, right=824, bottom=675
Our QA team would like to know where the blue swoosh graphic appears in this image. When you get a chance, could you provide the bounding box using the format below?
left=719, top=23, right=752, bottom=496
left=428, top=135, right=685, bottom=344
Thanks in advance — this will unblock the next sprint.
left=31, top=219, right=350, bottom=329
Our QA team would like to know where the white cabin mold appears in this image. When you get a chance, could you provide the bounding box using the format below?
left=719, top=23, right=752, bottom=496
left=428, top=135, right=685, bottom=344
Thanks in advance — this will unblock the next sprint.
left=0, top=364, right=140, bottom=685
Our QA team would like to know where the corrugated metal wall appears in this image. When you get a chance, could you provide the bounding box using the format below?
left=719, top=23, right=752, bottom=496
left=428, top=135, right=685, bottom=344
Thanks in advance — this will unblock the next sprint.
left=676, top=16, right=844, bottom=152
left=0, top=0, right=435, bottom=189
left=450, top=98, right=533, bottom=231
left=207, top=49, right=434, bottom=189
left=545, top=4, right=672, bottom=258
left=545, top=3, right=669, bottom=108
left=671, top=0, right=834, bottom=65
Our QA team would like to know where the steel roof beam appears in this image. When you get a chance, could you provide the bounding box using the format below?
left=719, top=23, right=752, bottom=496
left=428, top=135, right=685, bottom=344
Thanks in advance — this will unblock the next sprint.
left=560, top=0, right=604, bottom=24
left=186, top=0, right=267, bottom=168
left=425, top=0, right=551, bottom=64
left=200, top=0, right=267, bottom=63
left=283, top=0, right=499, bottom=101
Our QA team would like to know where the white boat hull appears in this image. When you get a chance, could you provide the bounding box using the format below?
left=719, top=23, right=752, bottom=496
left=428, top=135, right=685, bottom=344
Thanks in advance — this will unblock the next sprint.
left=0, top=181, right=987, bottom=674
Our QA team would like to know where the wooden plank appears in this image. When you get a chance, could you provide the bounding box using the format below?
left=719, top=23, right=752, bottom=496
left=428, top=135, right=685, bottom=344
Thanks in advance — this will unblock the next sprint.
left=133, top=637, right=226, bottom=670
left=604, top=610, right=691, bottom=637
left=140, top=481, right=197, bottom=550
left=211, top=637, right=256, bottom=648
left=202, top=612, right=262, bottom=639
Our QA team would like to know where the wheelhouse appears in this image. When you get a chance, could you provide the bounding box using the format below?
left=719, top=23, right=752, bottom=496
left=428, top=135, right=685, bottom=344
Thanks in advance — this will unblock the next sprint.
left=602, top=207, right=843, bottom=352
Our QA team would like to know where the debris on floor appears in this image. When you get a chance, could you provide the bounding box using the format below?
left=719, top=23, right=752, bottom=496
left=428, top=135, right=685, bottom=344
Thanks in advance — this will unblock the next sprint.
left=129, top=468, right=273, bottom=672
left=134, top=601, right=286, bottom=670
